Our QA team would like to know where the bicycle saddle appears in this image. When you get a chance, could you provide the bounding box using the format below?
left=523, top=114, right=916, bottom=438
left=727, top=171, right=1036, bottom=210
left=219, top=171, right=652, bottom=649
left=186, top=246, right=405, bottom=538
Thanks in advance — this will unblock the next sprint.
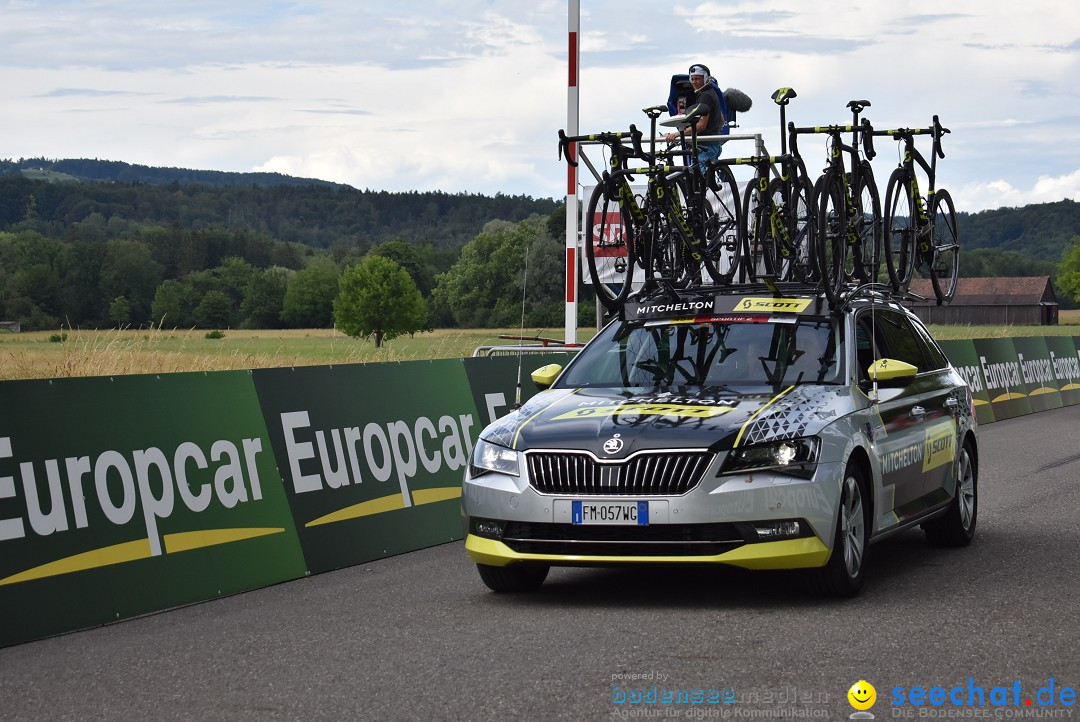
left=659, top=103, right=706, bottom=129
left=771, top=87, right=797, bottom=105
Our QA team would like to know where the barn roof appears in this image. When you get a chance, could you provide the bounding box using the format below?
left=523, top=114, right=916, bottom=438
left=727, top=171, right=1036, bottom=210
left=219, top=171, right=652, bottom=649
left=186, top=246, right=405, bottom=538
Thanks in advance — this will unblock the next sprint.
left=906, top=276, right=1057, bottom=306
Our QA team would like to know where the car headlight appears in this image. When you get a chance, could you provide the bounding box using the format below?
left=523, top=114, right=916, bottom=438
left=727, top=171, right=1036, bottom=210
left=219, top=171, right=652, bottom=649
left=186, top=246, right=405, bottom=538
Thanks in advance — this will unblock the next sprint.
left=720, top=437, right=820, bottom=479
left=470, top=438, right=521, bottom=477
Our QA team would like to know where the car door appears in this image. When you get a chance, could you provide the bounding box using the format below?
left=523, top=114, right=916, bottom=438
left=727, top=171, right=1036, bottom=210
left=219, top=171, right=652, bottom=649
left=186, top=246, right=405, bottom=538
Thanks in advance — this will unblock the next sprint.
left=856, top=309, right=953, bottom=523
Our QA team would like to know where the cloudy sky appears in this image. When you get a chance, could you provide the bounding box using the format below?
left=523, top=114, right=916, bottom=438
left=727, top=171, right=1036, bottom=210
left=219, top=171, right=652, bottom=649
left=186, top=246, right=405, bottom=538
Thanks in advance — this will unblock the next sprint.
left=2, top=0, right=1079, bottom=213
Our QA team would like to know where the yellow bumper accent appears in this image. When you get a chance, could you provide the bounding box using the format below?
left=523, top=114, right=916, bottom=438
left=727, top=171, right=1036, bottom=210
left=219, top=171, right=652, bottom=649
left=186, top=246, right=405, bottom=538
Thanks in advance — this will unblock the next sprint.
left=465, top=534, right=830, bottom=571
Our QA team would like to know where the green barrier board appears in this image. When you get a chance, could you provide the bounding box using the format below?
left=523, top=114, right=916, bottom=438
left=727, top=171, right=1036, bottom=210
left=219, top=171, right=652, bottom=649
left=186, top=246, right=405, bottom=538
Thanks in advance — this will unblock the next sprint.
left=1044, top=336, right=1080, bottom=406
left=462, top=352, right=578, bottom=427
left=252, top=361, right=478, bottom=574
left=937, top=340, right=996, bottom=425
left=0, top=372, right=306, bottom=648
left=1012, top=337, right=1064, bottom=413
left=971, top=338, right=1033, bottom=421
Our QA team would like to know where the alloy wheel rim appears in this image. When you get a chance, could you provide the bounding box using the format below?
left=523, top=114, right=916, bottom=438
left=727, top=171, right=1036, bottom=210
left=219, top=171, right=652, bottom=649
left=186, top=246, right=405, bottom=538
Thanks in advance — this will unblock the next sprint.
left=842, top=475, right=865, bottom=578
left=958, top=451, right=976, bottom=530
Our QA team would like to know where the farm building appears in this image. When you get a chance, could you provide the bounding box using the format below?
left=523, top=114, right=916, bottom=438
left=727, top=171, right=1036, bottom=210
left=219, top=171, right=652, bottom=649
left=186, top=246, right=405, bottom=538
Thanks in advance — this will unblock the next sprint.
left=904, top=276, right=1059, bottom=326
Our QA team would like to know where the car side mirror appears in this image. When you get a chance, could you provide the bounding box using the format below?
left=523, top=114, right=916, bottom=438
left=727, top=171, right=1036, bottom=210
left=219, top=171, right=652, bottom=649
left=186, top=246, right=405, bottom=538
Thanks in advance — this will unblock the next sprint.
left=530, top=364, right=563, bottom=390
left=863, top=358, right=918, bottom=389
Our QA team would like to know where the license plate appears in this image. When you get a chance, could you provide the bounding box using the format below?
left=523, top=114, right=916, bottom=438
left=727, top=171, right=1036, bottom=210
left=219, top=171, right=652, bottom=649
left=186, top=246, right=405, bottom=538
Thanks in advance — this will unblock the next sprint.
left=571, top=500, right=649, bottom=525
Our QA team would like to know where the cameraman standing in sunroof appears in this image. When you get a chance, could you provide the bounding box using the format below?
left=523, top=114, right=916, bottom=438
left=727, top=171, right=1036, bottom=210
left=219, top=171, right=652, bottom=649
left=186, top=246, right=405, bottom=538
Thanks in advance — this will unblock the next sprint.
left=665, top=63, right=728, bottom=174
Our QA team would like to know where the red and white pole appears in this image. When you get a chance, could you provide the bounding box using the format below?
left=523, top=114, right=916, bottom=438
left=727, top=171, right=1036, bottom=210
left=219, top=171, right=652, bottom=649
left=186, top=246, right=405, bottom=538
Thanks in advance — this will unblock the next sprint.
left=564, top=0, right=580, bottom=345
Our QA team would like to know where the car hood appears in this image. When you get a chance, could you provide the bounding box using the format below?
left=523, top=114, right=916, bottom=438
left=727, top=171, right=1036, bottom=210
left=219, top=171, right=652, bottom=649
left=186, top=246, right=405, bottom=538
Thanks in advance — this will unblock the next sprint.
left=479, top=384, right=851, bottom=457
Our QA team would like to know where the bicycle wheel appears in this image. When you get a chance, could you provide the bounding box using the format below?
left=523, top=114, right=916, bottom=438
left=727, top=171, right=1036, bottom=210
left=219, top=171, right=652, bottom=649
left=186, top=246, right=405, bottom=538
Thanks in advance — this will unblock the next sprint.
left=929, top=188, right=959, bottom=304
left=768, top=174, right=817, bottom=283
left=667, top=176, right=723, bottom=287
left=585, top=180, right=636, bottom=311
left=854, top=161, right=883, bottom=284
left=741, top=180, right=768, bottom=282
left=816, top=169, right=847, bottom=305
left=700, top=164, right=742, bottom=284
left=882, top=167, right=916, bottom=292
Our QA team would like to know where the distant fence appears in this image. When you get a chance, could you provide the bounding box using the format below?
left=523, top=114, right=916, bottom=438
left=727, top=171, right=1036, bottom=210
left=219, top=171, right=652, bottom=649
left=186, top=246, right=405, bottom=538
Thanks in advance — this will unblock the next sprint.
left=1, top=336, right=1077, bottom=647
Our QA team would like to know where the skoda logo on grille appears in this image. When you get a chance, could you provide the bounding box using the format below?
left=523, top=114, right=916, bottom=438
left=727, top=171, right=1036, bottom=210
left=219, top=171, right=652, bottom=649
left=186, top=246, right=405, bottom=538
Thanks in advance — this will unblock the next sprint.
left=602, top=434, right=624, bottom=455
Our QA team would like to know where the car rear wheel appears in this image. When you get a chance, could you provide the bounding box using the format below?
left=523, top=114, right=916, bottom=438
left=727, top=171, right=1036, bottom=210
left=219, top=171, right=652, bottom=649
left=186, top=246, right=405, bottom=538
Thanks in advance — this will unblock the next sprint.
left=808, top=463, right=869, bottom=597
left=924, top=440, right=977, bottom=547
left=476, top=563, right=550, bottom=593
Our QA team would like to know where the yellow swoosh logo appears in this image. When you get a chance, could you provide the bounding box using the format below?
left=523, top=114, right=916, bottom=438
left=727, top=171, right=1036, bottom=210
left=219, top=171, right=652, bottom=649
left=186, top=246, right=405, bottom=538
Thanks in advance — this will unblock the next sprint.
left=0, top=527, right=285, bottom=587
left=305, top=487, right=462, bottom=528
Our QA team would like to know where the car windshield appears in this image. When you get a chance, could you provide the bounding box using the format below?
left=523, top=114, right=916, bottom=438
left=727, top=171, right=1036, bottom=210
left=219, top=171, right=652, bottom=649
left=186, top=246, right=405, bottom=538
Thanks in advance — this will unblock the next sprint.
left=557, top=317, right=844, bottom=391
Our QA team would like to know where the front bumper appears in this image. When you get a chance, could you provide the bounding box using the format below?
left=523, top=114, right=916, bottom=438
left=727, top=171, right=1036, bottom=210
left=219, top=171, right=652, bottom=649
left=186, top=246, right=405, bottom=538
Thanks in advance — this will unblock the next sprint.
left=462, top=458, right=843, bottom=570
left=465, top=534, right=830, bottom=570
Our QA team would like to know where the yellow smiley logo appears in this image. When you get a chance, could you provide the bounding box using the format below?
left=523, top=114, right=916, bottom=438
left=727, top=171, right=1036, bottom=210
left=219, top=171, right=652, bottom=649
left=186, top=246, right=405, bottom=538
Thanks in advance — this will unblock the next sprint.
left=848, top=680, right=877, bottom=711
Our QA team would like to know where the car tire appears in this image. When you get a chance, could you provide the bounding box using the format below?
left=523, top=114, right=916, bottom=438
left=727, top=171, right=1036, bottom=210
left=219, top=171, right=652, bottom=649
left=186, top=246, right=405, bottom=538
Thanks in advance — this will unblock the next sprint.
left=807, top=463, right=869, bottom=597
left=923, top=440, right=977, bottom=547
left=476, top=563, right=550, bottom=593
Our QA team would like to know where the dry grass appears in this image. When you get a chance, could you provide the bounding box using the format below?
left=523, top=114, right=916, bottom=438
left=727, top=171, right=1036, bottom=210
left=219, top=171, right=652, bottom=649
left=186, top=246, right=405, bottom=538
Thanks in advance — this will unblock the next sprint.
left=2, top=314, right=1075, bottom=381
left=0, top=326, right=594, bottom=381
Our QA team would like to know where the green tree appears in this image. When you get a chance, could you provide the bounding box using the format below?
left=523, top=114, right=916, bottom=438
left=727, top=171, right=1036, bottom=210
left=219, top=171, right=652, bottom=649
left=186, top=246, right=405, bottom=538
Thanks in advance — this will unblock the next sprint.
left=281, top=257, right=339, bottom=328
left=1058, top=236, right=1080, bottom=303
left=433, top=216, right=558, bottom=328
left=194, top=290, right=232, bottom=329
left=151, top=279, right=189, bottom=328
left=369, top=239, right=436, bottom=296
left=240, top=267, right=290, bottom=328
left=98, top=239, right=163, bottom=325
left=334, top=256, right=428, bottom=347
left=108, top=296, right=131, bottom=326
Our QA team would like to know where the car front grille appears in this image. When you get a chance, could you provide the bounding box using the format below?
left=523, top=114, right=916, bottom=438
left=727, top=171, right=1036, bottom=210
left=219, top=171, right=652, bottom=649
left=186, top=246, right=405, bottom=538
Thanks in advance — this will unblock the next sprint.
left=525, top=450, right=713, bottom=496
left=501, top=521, right=746, bottom=557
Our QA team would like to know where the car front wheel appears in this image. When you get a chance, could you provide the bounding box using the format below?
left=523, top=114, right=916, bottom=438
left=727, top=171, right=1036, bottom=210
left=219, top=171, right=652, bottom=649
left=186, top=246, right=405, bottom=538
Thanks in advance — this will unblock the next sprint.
left=476, top=563, right=550, bottom=593
left=808, top=463, right=869, bottom=597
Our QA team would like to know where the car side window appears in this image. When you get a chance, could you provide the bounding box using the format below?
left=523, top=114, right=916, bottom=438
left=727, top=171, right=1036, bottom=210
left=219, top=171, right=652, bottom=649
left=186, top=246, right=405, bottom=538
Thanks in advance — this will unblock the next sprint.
left=856, top=310, right=926, bottom=372
left=909, top=318, right=949, bottom=371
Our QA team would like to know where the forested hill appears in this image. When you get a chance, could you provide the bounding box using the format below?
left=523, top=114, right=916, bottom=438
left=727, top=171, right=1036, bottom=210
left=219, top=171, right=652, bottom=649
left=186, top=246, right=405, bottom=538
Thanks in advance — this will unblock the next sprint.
left=958, top=199, right=1080, bottom=262
left=0, top=159, right=559, bottom=249
left=1, top=156, right=1077, bottom=263
left=1, top=157, right=344, bottom=188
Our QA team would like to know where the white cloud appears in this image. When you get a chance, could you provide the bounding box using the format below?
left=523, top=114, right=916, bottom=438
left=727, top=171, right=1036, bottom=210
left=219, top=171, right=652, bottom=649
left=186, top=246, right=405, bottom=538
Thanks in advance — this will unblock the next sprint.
left=0, top=1, right=1079, bottom=211
left=955, top=169, right=1080, bottom=212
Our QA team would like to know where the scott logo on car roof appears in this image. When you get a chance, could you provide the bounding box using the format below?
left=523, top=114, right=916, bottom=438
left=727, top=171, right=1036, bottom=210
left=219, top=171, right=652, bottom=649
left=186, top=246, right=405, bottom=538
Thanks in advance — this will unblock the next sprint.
left=733, top=298, right=813, bottom=313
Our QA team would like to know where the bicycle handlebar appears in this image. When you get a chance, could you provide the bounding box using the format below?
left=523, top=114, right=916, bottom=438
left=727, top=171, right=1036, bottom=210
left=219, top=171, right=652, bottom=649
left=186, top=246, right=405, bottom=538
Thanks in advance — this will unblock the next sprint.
left=933, top=115, right=950, bottom=159
left=557, top=126, right=646, bottom=167
left=861, top=118, right=876, bottom=161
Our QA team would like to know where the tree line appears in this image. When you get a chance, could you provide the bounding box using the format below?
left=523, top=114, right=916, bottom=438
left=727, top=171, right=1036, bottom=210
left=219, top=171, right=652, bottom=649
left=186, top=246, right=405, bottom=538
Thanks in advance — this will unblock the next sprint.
left=1, top=162, right=1079, bottom=337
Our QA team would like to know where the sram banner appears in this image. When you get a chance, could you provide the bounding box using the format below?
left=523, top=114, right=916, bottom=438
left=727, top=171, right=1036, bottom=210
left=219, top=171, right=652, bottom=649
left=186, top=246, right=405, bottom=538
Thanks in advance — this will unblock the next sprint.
left=0, top=372, right=306, bottom=648
left=252, top=362, right=479, bottom=574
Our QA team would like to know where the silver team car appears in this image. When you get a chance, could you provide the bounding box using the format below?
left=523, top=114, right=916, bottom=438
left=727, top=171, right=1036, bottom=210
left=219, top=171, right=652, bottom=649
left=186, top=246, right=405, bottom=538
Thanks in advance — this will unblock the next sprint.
left=462, top=289, right=978, bottom=597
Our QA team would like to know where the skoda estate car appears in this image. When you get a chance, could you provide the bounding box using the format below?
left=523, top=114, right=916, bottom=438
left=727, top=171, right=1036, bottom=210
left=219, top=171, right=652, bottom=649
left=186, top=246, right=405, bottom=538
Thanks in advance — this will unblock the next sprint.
left=462, top=290, right=978, bottom=597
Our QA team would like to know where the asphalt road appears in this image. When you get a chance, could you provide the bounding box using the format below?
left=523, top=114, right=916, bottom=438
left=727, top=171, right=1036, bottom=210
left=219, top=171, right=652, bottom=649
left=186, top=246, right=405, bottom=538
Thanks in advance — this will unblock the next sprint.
left=2, top=405, right=1079, bottom=721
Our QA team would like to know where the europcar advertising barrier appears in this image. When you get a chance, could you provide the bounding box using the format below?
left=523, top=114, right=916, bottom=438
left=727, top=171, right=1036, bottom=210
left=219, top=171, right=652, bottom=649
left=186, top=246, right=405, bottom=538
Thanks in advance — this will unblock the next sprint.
left=939, top=337, right=1080, bottom=423
left=251, top=361, right=478, bottom=574
left=937, top=341, right=996, bottom=425
left=0, top=372, right=308, bottom=648
left=0, top=338, right=1076, bottom=648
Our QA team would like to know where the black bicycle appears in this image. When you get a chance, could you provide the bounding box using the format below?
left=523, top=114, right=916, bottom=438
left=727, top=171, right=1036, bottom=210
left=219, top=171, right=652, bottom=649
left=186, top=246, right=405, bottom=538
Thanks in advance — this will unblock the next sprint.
left=712, top=87, right=817, bottom=284
left=877, top=116, right=958, bottom=303
left=560, top=107, right=740, bottom=311
left=791, top=100, right=882, bottom=305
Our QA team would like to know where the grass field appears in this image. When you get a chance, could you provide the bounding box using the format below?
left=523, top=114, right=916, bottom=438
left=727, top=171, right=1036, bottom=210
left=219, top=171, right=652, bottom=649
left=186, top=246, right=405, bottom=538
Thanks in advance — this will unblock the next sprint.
left=0, top=313, right=1076, bottom=381
left=0, top=327, right=594, bottom=381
